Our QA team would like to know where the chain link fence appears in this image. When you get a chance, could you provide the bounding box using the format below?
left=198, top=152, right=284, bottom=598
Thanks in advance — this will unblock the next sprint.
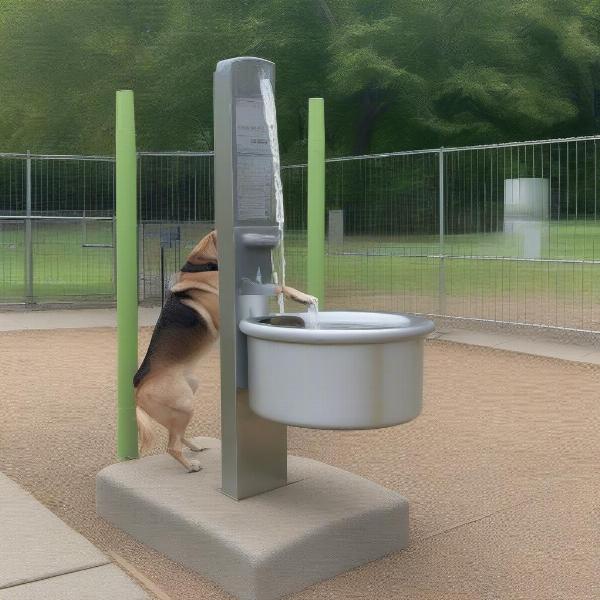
left=1, top=137, right=599, bottom=333
left=282, top=135, right=600, bottom=333
left=0, top=151, right=214, bottom=305
left=136, top=152, right=214, bottom=301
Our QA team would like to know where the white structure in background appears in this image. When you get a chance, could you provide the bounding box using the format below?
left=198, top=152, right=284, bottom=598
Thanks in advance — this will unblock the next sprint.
left=504, top=178, right=550, bottom=259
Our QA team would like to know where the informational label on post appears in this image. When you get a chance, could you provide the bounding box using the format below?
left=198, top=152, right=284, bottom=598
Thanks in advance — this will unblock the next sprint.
left=235, top=98, right=273, bottom=220
left=236, top=98, right=270, bottom=155
left=236, top=155, right=272, bottom=221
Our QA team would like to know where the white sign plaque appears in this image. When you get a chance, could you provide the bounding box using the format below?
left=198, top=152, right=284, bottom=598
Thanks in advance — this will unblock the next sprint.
left=236, top=155, right=272, bottom=221
left=236, top=98, right=270, bottom=155
left=235, top=98, right=273, bottom=220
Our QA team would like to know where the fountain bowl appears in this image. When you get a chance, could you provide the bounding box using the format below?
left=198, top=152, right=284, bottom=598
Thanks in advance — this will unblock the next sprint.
left=239, top=311, right=435, bottom=430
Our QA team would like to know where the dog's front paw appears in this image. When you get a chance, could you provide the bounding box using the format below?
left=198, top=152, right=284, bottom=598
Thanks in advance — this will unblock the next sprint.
left=187, top=461, right=203, bottom=473
left=300, top=294, right=318, bottom=306
left=289, top=289, right=319, bottom=306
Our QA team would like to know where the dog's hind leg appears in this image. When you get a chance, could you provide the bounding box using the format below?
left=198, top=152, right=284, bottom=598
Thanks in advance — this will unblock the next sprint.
left=169, top=431, right=202, bottom=473
left=183, top=438, right=208, bottom=453
left=165, top=402, right=202, bottom=472
left=180, top=373, right=208, bottom=453
left=137, top=374, right=202, bottom=472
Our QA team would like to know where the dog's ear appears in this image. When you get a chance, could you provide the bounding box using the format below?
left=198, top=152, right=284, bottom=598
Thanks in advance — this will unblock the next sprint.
left=204, top=230, right=217, bottom=257
left=188, top=230, right=218, bottom=264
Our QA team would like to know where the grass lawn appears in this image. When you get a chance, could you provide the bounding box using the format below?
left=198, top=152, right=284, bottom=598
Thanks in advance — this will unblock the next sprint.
left=1, top=221, right=599, bottom=320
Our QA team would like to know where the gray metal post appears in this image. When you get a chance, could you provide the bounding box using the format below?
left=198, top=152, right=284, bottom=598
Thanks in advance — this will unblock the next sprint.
left=25, top=151, right=33, bottom=304
left=438, top=148, right=446, bottom=315
left=214, top=57, right=287, bottom=500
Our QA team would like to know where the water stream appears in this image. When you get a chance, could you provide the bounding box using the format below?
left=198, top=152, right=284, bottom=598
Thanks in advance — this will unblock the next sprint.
left=259, top=75, right=286, bottom=314
left=260, top=73, right=319, bottom=326
left=306, top=299, right=320, bottom=329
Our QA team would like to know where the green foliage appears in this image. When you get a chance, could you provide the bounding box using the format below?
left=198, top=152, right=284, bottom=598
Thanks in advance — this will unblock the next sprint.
left=0, top=0, right=599, bottom=158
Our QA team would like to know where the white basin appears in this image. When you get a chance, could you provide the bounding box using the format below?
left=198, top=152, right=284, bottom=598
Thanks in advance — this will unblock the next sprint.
left=239, top=311, right=435, bottom=430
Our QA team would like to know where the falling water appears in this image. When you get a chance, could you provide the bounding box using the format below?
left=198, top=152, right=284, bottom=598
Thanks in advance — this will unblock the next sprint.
left=259, top=75, right=286, bottom=313
left=306, top=299, right=320, bottom=329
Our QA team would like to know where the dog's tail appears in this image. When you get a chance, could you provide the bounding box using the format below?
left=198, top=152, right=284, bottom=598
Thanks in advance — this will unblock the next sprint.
left=136, top=406, right=155, bottom=453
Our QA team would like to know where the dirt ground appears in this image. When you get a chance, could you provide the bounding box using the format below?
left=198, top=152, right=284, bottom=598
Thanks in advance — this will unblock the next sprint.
left=1, top=327, right=599, bottom=600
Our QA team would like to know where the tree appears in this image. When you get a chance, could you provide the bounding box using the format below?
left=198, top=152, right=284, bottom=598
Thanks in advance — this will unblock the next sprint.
left=0, top=0, right=598, bottom=157
left=326, top=0, right=600, bottom=154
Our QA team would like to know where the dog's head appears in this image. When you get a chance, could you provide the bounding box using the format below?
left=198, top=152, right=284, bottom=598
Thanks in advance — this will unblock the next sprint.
left=186, top=229, right=218, bottom=266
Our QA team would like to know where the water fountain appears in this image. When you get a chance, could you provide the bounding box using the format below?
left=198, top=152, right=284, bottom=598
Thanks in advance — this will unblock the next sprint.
left=97, top=57, right=434, bottom=600
left=241, top=311, right=433, bottom=429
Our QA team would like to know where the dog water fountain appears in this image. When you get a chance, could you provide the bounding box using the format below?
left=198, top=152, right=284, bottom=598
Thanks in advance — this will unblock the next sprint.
left=241, top=311, right=433, bottom=429
left=97, top=56, right=434, bottom=600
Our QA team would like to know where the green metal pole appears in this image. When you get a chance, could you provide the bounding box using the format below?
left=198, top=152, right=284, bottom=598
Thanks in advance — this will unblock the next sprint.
left=307, top=97, right=325, bottom=304
left=116, top=90, right=139, bottom=460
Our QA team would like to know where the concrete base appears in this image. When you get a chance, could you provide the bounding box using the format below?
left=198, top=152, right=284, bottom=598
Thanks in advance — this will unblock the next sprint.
left=97, top=437, right=409, bottom=600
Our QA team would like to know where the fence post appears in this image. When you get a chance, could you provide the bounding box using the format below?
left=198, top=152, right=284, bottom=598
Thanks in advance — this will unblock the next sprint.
left=138, top=221, right=144, bottom=302
left=24, top=150, right=33, bottom=304
left=307, top=98, right=325, bottom=305
left=438, top=147, right=446, bottom=315
left=111, top=215, right=117, bottom=300
left=116, top=90, right=139, bottom=460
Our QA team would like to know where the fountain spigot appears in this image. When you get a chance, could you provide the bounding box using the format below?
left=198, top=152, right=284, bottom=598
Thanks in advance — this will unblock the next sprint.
left=240, top=277, right=279, bottom=296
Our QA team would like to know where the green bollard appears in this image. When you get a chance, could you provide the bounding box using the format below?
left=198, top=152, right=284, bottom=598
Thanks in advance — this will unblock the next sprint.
left=307, top=98, right=325, bottom=305
left=116, top=90, right=139, bottom=460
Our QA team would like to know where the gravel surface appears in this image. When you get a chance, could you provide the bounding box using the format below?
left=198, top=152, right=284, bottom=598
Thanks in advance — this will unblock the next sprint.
left=1, top=327, right=598, bottom=599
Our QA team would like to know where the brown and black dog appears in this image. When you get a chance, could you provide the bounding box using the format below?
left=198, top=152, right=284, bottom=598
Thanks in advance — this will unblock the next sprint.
left=134, top=230, right=315, bottom=472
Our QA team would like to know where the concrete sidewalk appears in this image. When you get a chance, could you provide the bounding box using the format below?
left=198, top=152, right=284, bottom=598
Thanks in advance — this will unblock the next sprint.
left=432, top=327, right=600, bottom=365
left=1, top=307, right=599, bottom=365
left=0, top=473, right=148, bottom=599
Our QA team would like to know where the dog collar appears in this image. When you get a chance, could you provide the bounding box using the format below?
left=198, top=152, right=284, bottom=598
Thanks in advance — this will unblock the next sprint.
left=180, top=261, right=219, bottom=273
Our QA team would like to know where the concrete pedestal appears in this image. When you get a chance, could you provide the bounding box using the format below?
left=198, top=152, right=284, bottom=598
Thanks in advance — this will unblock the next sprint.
left=96, top=437, right=409, bottom=600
